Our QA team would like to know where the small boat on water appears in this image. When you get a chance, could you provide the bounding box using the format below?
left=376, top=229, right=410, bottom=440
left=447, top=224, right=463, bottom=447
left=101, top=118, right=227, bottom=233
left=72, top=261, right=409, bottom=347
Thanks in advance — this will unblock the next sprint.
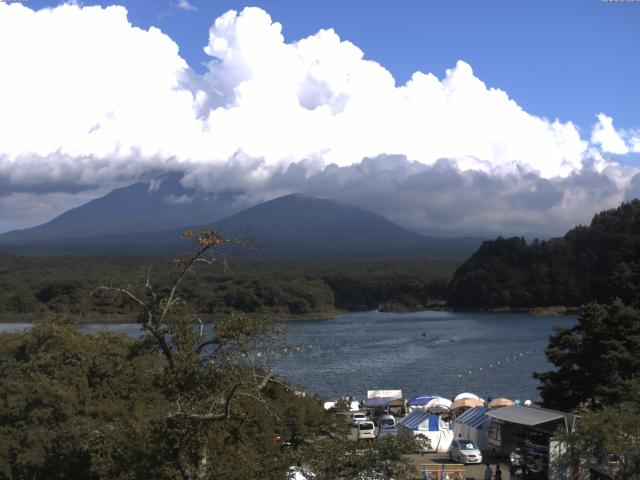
left=421, top=332, right=428, bottom=338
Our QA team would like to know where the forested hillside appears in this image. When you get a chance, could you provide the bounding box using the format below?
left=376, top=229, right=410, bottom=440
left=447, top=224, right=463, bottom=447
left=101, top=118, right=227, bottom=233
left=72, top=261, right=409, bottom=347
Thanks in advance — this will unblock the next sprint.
left=447, top=199, right=640, bottom=309
left=0, top=255, right=456, bottom=320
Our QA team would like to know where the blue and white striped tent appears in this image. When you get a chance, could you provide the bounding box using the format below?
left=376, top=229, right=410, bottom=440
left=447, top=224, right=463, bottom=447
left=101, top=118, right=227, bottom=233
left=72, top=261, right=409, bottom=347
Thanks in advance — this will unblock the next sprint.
left=456, top=406, right=488, bottom=428
left=398, top=412, right=453, bottom=454
left=400, top=411, right=443, bottom=431
left=452, top=406, right=490, bottom=450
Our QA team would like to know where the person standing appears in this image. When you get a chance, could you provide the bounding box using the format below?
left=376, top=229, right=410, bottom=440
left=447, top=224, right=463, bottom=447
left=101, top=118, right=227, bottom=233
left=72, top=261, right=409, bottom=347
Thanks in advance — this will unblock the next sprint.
left=495, top=465, right=502, bottom=480
left=484, top=464, right=493, bottom=480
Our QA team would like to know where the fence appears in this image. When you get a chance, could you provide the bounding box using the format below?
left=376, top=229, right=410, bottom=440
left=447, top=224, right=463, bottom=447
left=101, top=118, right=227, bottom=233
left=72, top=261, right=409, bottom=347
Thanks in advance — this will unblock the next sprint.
left=419, top=463, right=465, bottom=480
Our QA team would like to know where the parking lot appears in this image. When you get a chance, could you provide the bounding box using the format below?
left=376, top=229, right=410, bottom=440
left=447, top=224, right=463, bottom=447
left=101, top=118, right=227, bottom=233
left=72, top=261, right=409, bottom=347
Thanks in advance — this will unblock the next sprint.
left=350, top=426, right=512, bottom=480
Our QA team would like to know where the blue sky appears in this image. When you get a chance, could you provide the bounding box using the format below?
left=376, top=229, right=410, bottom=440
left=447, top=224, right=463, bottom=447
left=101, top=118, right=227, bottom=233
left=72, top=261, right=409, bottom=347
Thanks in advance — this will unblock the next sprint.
left=0, top=0, right=639, bottom=235
left=34, top=0, right=640, bottom=132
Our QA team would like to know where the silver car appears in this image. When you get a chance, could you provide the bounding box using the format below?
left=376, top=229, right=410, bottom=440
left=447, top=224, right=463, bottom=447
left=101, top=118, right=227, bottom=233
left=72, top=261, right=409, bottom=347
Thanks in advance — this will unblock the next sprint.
left=449, top=439, right=483, bottom=464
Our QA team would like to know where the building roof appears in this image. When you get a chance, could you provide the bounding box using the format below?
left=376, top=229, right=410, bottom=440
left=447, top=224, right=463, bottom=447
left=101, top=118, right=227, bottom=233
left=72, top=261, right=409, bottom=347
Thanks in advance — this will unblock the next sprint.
left=363, top=396, right=400, bottom=408
left=486, top=405, right=572, bottom=429
left=455, top=406, right=489, bottom=428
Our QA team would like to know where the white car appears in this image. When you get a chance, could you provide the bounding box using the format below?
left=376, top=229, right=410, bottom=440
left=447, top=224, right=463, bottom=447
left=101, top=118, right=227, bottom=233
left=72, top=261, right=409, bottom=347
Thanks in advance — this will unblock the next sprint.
left=357, top=421, right=376, bottom=440
left=378, top=414, right=396, bottom=429
left=351, top=412, right=368, bottom=425
left=449, top=439, right=483, bottom=464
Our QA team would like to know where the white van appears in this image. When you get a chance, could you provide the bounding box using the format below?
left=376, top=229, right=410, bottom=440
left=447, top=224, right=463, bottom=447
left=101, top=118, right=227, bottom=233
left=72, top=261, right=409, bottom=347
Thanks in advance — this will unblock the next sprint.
left=379, top=414, right=396, bottom=429
left=351, top=412, right=368, bottom=425
left=357, top=421, right=376, bottom=440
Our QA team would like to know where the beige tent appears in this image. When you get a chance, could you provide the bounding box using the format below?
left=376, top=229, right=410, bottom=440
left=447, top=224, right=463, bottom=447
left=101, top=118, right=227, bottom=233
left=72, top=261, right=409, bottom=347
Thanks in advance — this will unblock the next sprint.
left=451, top=398, right=485, bottom=410
left=488, top=397, right=514, bottom=408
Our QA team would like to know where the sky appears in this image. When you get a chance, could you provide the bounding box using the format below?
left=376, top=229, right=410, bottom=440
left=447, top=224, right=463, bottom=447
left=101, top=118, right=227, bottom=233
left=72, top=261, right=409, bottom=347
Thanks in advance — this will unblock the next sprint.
left=0, top=0, right=639, bottom=236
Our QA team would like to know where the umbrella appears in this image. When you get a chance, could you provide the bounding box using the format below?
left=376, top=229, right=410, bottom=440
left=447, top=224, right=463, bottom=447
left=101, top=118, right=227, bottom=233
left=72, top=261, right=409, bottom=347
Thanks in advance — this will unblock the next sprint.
left=454, top=392, right=481, bottom=402
left=451, top=398, right=485, bottom=410
left=488, top=397, right=513, bottom=408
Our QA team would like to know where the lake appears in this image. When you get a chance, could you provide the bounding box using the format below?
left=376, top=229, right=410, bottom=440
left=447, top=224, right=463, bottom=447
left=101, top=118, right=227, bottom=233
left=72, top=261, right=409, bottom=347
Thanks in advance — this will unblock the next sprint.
left=0, top=310, right=576, bottom=402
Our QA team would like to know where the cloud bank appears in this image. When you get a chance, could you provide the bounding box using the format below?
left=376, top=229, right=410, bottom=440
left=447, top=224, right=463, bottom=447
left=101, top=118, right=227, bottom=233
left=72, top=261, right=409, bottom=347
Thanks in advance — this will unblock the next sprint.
left=0, top=3, right=638, bottom=235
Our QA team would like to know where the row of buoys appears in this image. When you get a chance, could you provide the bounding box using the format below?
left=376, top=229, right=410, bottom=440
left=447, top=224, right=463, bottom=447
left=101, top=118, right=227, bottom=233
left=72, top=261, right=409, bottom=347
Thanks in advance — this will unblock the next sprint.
left=455, top=349, right=538, bottom=378
left=240, top=344, right=314, bottom=358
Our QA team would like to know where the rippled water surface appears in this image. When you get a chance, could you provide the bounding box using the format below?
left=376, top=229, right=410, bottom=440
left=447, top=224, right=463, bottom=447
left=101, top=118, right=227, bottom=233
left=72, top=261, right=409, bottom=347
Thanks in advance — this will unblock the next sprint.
left=0, top=310, right=576, bottom=401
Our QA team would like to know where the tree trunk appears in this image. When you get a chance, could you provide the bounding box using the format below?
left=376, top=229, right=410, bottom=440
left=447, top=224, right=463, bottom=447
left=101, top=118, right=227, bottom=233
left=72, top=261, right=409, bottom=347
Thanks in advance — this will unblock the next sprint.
left=196, top=438, right=208, bottom=480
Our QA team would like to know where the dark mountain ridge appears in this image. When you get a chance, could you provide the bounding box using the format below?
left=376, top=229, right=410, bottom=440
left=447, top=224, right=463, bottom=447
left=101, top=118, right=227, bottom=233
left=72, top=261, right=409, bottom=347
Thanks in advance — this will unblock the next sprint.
left=0, top=188, right=482, bottom=260
left=0, top=173, right=241, bottom=243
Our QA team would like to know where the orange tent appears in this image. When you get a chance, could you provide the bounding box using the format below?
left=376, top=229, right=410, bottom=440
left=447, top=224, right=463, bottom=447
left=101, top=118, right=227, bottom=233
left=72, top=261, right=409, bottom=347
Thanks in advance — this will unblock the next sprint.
left=488, top=397, right=514, bottom=408
left=451, top=398, right=485, bottom=410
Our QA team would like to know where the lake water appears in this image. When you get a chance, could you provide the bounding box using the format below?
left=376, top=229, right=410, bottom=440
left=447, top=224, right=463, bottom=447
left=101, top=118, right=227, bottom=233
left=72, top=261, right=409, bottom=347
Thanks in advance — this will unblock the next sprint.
left=0, top=310, right=576, bottom=402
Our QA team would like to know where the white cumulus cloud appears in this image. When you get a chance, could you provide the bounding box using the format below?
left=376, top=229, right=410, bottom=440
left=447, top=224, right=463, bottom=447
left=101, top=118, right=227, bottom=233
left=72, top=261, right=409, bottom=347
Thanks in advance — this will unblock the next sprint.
left=591, top=113, right=630, bottom=154
left=175, top=0, right=198, bottom=12
left=0, top=3, right=638, bottom=234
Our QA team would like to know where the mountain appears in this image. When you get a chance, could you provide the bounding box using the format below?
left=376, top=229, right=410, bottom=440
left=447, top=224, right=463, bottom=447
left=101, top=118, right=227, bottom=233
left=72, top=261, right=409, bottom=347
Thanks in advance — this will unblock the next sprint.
left=0, top=173, right=241, bottom=245
left=447, top=199, right=640, bottom=308
left=0, top=190, right=482, bottom=259
left=205, top=194, right=436, bottom=259
left=208, top=194, right=481, bottom=259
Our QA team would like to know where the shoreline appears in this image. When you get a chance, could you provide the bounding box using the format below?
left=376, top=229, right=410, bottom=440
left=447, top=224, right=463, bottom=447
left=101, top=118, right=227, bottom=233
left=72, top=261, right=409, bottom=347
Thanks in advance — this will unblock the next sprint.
left=0, top=304, right=580, bottom=325
left=0, top=308, right=347, bottom=325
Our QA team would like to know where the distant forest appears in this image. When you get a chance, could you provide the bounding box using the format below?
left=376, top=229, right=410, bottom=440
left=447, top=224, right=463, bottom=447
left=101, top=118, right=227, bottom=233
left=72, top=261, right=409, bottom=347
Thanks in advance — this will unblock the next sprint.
left=0, top=255, right=456, bottom=321
left=2, top=199, right=639, bottom=320
left=448, top=199, right=640, bottom=309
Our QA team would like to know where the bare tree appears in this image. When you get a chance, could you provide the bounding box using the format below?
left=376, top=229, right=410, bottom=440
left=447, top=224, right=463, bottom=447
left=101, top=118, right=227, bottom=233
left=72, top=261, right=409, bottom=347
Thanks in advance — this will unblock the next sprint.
left=92, top=229, right=281, bottom=479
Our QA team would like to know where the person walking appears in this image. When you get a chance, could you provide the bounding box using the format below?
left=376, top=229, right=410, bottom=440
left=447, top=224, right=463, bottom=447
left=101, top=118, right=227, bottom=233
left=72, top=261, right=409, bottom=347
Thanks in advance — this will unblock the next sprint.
left=495, top=465, right=502, bottom=480
left=484, top=463, right=493, bottom=480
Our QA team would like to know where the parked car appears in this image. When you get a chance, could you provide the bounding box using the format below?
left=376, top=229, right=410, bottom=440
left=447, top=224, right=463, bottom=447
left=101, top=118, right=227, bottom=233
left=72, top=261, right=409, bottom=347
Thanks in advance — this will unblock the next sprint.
left=449, top=439, right=483, bottom=464
left=357, top=421, right=376, bottom=440
left=509, top=447, right=524, bottom=474
left=351, top=412, right=368, bottom=425
left=379, top=414, right=396, bottom=429
left=377, top=426, right=397, bottom=439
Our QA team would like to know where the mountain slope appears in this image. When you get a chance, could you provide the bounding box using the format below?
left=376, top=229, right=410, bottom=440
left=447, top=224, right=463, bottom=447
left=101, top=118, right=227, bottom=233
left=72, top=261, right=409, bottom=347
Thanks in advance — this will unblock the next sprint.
left=0, top=192, right=483, bottom=259
left=204, top=194, right=482, bottom=259
left=0, top=173, right=240, bottom=244
left=209, top=194, right=428, bottom=258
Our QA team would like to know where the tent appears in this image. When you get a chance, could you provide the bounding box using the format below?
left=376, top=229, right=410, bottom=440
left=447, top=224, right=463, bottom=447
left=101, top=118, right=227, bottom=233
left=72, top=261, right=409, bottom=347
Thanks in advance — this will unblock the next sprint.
left=425, top=397, right=452, bottom=412
left=451, top=397, right=485, bottom=411
left=488, top=398, right=513, bottom=408
left=452, top=406, right=490, bottom=451
left=454, top=392, right=482, bottom=402
left=364, top=396, right=407, bottom=416
left=398, top=411, right=453, bottom=453
left=363, top=396, right=400, bottom=409
left=407, top=395, right=451, bottom=413
left=407, top=395, right=439, bottom=408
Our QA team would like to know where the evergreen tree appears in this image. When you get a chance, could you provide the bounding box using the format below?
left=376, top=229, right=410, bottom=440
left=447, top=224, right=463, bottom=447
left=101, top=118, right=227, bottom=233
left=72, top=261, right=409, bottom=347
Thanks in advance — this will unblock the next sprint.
left=535, top=300, right=640, bottom=411
left=554, top=402, right=640, bottom=480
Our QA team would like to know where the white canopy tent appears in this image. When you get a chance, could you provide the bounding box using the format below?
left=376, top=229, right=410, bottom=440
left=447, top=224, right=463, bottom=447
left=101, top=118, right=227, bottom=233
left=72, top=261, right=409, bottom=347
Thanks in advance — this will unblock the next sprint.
left=452, top=406, right=491, bottom=451
left=398, top=412, right=453, bottom=453
left=454, top=392, right=483, bottom=402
